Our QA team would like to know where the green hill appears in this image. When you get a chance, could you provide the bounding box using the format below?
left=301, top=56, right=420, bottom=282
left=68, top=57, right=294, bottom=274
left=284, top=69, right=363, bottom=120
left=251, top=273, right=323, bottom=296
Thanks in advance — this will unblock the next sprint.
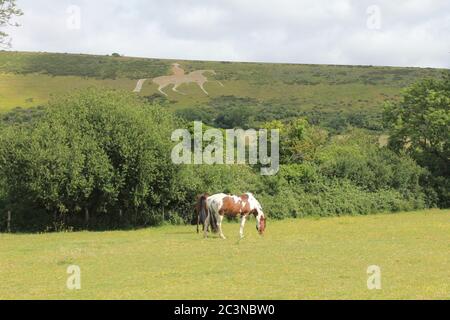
left=0, top=51, right=445, bottom=131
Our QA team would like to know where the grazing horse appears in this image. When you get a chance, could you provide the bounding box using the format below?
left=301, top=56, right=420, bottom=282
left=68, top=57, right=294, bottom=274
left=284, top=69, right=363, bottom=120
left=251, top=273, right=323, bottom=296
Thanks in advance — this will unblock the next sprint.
left=202, top=193, right=266, bottom=239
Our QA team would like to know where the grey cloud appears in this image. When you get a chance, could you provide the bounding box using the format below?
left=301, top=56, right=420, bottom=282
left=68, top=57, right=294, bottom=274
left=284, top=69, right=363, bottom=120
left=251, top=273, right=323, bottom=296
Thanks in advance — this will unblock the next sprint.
left=5, top=0, right=450, bottom=67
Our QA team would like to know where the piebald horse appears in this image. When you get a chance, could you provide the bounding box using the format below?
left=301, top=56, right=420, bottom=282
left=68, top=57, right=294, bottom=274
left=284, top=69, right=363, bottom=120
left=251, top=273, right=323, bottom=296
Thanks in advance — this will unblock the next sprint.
left=197, top=193, right=266, bottom=239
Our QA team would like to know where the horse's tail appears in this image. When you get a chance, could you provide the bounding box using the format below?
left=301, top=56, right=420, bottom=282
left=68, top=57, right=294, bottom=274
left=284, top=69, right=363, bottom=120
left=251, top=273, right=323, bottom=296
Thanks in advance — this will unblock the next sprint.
left=196, top=193, right=218, bottom=234
left=203, top=195, right=219, bottom=234
left=197, top=194, right=208, bottom=233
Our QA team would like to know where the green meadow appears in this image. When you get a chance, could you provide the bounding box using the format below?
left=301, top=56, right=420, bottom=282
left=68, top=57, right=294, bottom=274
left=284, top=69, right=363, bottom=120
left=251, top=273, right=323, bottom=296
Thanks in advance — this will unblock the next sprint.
left=0, top=73, right=137, bottom=110
left=1, top=209, right=448, bottom=300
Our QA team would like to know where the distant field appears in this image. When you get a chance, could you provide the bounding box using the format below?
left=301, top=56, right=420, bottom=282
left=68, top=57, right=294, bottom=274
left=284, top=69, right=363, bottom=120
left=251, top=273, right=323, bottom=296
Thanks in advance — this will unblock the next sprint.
left=0, top=73, right=136, bottom=110
left=0, top=51, right=445, bottom=119
left=1, top=209, right=448, bottom=300
left=0, top=72, right=400, bottom=112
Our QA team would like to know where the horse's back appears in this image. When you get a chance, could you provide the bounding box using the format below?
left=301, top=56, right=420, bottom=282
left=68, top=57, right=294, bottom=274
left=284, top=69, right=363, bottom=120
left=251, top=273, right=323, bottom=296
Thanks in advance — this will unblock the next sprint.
left=152, top=75, right=172, bottom=84
left=206, top=193, right=227, bottom=209
left=207, top=193, right=227, bottom=203
left=207, top=193, right=256, bottom=217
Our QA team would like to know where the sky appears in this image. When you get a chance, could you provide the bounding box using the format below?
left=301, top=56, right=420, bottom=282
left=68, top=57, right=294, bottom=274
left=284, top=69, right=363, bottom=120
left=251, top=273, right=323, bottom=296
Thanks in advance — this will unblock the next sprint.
left=4, top=0, right=450, bottom=68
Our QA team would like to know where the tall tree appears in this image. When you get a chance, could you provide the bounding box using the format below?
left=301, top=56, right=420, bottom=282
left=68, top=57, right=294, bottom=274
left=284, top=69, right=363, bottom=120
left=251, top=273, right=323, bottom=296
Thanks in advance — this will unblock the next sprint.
left=0, top=0, right=23, bottom=47
left=383, top=72, right=450, bottom=206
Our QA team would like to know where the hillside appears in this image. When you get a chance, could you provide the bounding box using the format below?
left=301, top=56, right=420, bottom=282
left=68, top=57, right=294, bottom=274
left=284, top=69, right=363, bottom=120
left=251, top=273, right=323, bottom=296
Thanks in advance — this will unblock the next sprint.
left=0, top=51, right=445, bottom=131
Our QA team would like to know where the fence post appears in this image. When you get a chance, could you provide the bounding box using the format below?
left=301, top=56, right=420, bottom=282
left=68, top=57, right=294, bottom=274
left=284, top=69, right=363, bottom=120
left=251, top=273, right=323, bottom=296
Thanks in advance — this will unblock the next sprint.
left=85, top=208, right=89, bottom=227
left=7, top=210, right=11, bottom=233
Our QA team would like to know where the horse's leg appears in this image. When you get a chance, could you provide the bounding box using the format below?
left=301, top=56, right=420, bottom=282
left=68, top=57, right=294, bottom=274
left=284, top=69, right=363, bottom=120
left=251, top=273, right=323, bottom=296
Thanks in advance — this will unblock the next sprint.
left=203, top=211, right=210, bottom=238
left=198, top=81, right=209, bottom=96
left=172, top=83, right=185, bottom=95
left=239, top=215, right=247, bottom=239
left=197, top=214, right=199, bottom=234
left=217, top=214, right=226, bottom=239
left=158, top=84, right=169, bottom=97
left=217, top=81, right=224, bottom=87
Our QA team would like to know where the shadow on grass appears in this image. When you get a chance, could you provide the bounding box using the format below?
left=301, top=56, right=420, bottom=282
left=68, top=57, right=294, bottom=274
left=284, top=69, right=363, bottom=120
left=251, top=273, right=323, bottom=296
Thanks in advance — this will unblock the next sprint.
left=164, top=231, right=196, bottom=235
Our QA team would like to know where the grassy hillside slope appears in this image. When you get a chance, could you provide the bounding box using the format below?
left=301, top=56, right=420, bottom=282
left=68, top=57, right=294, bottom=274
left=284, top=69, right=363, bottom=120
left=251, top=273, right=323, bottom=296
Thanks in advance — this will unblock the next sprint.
left=0, top=51, right=445, bottom=127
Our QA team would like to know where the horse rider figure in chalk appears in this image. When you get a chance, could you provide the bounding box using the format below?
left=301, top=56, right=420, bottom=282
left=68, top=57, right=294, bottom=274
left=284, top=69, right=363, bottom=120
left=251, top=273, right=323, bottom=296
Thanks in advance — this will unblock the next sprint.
left=152, top=63, right=224, bottom=96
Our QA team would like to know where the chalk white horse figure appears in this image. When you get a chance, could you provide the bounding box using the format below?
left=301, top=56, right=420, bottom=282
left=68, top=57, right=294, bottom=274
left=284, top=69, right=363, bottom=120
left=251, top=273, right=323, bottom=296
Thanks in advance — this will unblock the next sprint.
left=201, top=193, right=266, bottom=239
left=152, top=63, right=224, bottom=97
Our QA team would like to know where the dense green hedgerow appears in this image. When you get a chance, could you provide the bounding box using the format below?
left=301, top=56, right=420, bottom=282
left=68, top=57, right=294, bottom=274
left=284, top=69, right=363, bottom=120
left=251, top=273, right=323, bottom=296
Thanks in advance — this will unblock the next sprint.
left=0, top=87, right=440, bottom=232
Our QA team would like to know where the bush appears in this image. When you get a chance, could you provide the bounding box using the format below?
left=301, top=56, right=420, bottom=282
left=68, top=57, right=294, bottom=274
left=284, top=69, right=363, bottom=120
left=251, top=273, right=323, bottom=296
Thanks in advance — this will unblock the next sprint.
left=259, top=178, right=426, bottom=219
left=0, top=88, right=180, bottom=231
left=317, top=129, right=426, bottom=195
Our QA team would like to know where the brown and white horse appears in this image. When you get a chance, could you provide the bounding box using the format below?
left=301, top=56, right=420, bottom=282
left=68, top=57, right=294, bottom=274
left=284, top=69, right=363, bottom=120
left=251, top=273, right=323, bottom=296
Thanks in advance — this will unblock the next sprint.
left=198, top=193, right=266, bottom=239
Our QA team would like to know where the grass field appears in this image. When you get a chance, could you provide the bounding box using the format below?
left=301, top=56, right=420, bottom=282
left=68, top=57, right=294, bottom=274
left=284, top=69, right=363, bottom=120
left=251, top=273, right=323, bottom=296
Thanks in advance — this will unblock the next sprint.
left=0, top=72, right=399, bottom=113
left=1, top=209, right=448, bottom=300
left=0, top=73, right=136, bottom=110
